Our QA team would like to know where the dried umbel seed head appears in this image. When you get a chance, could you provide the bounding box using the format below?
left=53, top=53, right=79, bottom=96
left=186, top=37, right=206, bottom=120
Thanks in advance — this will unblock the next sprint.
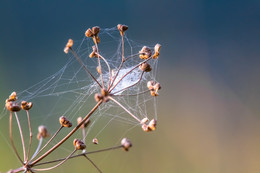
left=139, top=62, right=152, bottom=72
left=89, top=46, right=98, bottom=58
left=73, top=139, right=86, bottom=150
left=85, top=28, right=94, bottom=37
left=152, top=43, right=161, bottom=59
left=7, top=92, right=17, bottom=102
left=59, top=116, right=72, bottom=128
left=5, top=101, right=21, bottom=112
left=64, top=39, right=73, bottom=54
left=117, top=24, right=128, bottom=36
left=92, top=138, right=98, bottom=144
left=139, top=46, right=152, bottom=59
left=37, top=125, right=49, bottom=140
left=21, top=101, right=33, bottom=110
left=121, top=138, right=132, bottom=151
left=148, top=119, right=157, bottom=131
left=77, top=117, right=90, bottom=129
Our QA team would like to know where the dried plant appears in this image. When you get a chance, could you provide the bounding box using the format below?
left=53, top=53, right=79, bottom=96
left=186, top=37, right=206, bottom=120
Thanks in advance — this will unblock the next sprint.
left=5, top=24, right=162, bottom=173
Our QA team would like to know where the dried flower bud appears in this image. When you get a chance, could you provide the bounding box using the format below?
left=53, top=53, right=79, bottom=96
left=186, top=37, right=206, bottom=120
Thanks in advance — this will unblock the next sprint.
left=64, top=39, right=73, bottom=54
left=139, top=46, right=152, bottom=59
left=89, top=46, right=98, bottom=58
left=117, top=24, right=128, bottom=36
left=152, top=43, right=161, bottom=59
left=8, top=92, right=17, bottom=102
left=37, top=125, right=49, bottom=140
left=121, top=138, right=132, bottom=151
left=59, top=116, right=72, bottom=128
left=73, top=139, right=86, bottom=150
left=139, top=62, right=152, bottom=72
left=154, top=82, right=161, bottom=91
left=77, top=117, right=90, bottom=129
left=5, top=101, right=21, bottom=112
left=21, top=101, right=33, bottom=110
left=141, top=117, right=149, bottom=124
left=148, top=119, right=157, bottom=131
left=85, top=28, right=93, bottom=37
left=92, top=138, right=98, bottom=144
left=92, top=26, right=100, bottom=35
left=147, top=81, right=155, bottom=91
left=142, top=124, right=150, bottom=132
left=94, top=93, right=102, bottom=102
left=147, top=81, right=161, bottom=96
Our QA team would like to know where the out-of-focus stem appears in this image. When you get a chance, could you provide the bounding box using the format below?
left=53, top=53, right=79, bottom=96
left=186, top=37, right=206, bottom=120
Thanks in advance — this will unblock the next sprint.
left=26, top=110, right=32, bottom=162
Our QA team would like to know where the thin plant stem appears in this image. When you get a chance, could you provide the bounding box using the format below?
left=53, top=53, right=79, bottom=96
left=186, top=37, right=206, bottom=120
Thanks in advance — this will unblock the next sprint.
left=31, top=100, right=102, bottom=166
left=96, top=53, right=112, bottom=88
left=69, top=47, right=102, bottom=88
left=109, top=57, right=152, bottom=93
left=111, top=71, right=144, bottom=95
left=125, top=53, right=139, bottom=61
left=33, top=149, right=76, bottom=171
left=26, top=110, right=32, bottom=162
left=9, top=112, right=23, bottom=164
left=108, top=96, right=141, bottom=123
left=30, top=137, right=43, bottom=161
left=108, top=35, right=126, bottom=90
left=34, top=145, right=123, bottom=167
left=83, top=154, right=102, bottom=173
left=31, top=126, right=63, bottom=161
left=14, top=112, right=27, bottom=162
left=93, top=36, right=105, bottom=89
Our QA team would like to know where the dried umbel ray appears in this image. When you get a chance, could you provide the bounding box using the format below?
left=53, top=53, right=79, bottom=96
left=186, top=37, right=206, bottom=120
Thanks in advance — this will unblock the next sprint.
left=6, top=24, right=161, bottom=173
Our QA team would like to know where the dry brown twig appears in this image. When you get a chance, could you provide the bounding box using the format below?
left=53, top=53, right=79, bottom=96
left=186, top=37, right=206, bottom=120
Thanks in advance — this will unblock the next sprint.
left=5, top=24, right=162, bottom=173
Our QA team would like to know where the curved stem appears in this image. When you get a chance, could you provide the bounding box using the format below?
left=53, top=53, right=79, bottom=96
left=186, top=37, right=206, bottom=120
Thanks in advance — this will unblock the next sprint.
left=31, top=100, right=102, bottom=166
left=9, top=112, right=23, bottom=164
left=14, top=112, right=27, bottom=162
left=33, top=149, right=76, bottom=171
left=26, top=110, right=32, bottom=162
left=96, top=53, right=112, bottom=88
left=108, top=96, right=141, bottom=123
left=30, top=137, right=43, bottom=161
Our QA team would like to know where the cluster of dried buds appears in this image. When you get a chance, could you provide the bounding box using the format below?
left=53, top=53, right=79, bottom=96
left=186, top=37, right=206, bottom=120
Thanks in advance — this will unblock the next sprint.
left=6, top=24, right=160, bottom=173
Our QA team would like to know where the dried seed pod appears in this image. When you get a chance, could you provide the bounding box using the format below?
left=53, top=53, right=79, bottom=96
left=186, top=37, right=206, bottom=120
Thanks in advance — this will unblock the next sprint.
left=93, top=36, right=100, bottom=44
left=139, top=46, right=152, bottom=59
left=89, top=46, right=98, bottom=58
left=37, top=125, right=49, bottom=140
left=152, top=43, right=161, bottom=59
left=150, top=90, right=158, bottom=97
left=142, top=124, right=150, bottom=132
left=141, top=117, right=149, bottom=124
left=85, top=28, right=93, bottom=37
left=117, top=24, right=128, bottom=36
left=147, top=81, right=155, bottom=91
left=64, top=39, right=73, bottom=54
left=92, top=138, right=98, bottom=144
left=7, top=92, right=17, bottom=102
left=139, top=62, right=152, bottom=72
left=21, top=101, right=33, bottom=110
left=96, top=66, right=101, bottom=74
left=77, top=117, right=90, bottom=129
left=154, top=82, right=161, bottom=91
left=92, top=26, right=100, bottom=35
left=148, top=119, right=157, bottom=131
left=94, top=93, right=102, bottom=102
left=59, top=116, right=72, bottom=128
left=147, top=81, right=161, bottom=96
left=121, top=138, right=132, bottom=151
left=73, top=139, right=86, bottom=150
left=5, top=101, right=21, bottom=112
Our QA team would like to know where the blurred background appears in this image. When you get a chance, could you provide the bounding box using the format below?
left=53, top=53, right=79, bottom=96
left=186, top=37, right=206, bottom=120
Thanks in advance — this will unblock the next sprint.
left=0, top=0, right=260, bottom=173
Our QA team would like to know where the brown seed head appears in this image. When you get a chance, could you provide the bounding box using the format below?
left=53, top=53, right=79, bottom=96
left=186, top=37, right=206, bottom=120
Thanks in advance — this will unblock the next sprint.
left=147, top=81, right=155, bottom=91
left=92, top=138, right=98, bottom=144
left=152, top=43, right=161, bottom=59
left=85, top=28, right=93, bottom=37
left=121, top=138, right=132, bottom=151
left=77, top=117, right=90, bottom=129
left=59, top=116, right=72, bottom=128
left=21, top=101, right=33, bottom=110
left=139, top=46, right=152, bottom=59
left=73, top=139, right=86, bottom=150
left=37, top=125, right=49, bottom=140
left=142, top=124, right=150, bottom=132
left=148, top=119, right=157, bottom=131
left=147, top=81, right=161, bottom=96
left=141, top=117, right=149, bottom=124
left=89, top=46, right=98, bottom=58
left=139, top=62, right=152, bottom=72
left=64, top=39, right=73, bottom=54
left=117, top=24, right=128, bottom=36
left=5, top=101, right=21, bottom=112
left=93, top=36, right=100, bottom=44
left=92, top=26, right=100, bottom=35
left=96, top=66, right=101, bottom=74
left=7, top=92, right=17, bottom=102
